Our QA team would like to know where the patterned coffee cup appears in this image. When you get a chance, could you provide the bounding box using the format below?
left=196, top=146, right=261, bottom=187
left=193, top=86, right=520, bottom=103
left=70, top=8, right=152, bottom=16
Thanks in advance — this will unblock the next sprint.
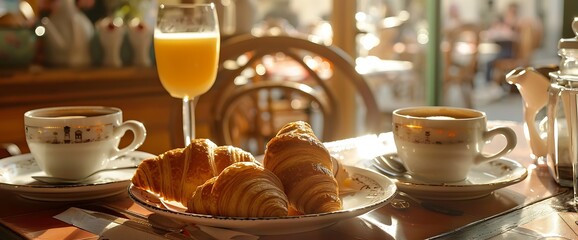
left=392, top=106, right=517, bottom=183
left=24, top=106, right=147, bottom=180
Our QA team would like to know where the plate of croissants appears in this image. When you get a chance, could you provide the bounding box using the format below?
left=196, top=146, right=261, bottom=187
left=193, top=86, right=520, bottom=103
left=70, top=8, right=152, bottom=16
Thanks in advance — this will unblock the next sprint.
left=128, top=121, right=397, bottom=235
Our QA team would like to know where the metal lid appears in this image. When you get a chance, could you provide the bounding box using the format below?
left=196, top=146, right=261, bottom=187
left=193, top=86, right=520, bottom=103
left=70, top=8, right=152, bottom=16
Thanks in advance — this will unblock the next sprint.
left=550, top=71, right=578, bottom=86
left=559, top=17, right=578, bottom=50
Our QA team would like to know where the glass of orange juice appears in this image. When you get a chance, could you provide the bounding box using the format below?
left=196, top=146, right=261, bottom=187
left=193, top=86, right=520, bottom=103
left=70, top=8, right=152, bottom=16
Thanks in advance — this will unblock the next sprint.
left=154, top=3, right=220, bottom=146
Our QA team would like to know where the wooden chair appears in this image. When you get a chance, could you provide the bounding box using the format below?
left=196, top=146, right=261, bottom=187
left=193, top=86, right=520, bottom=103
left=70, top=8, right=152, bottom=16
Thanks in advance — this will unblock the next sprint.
left=492, top=19, right=543, bottom=87
left=197, top=34, right=380, bottom=155
left=214, top=80, right=333, bottom=154
left=443, top=23, right=480, bottom=108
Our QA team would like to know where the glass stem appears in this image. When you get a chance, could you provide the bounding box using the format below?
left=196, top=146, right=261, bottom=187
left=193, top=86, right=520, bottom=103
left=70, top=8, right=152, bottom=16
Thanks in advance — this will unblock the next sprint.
left=182, top=96, right=196, bottom=146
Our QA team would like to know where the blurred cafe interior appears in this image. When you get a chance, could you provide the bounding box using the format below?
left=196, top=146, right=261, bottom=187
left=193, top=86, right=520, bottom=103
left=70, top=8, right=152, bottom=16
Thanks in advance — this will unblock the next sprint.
left=4, top=1, right=578, bottom=240
left=0, top=0, right=577, bottom=156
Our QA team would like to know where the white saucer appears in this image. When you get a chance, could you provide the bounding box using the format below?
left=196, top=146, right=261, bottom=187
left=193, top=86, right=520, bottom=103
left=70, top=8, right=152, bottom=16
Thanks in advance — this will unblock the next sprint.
left=374, top=155, right=528, bottom=200
left=0, top=151, right=155, bottom=201
left=129, top=165, right=397, bottom=235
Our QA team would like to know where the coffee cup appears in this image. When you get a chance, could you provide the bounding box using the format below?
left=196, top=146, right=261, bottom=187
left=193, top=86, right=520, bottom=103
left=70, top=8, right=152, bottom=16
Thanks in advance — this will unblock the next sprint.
left=392, top=106, right=517, bottom=183
left=24, top=106, right=147, bottom=180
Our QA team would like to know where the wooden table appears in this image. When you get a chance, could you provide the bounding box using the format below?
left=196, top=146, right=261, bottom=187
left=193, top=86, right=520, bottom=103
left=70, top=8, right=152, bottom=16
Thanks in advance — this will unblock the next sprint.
left=0, top=121, right=574, bottom=239
left=356, top=56, right=417, bottom=105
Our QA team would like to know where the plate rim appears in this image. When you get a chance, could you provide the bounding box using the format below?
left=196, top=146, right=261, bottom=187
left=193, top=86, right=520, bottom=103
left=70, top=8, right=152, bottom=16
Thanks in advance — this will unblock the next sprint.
left=128, top=165, right=397, bottom=222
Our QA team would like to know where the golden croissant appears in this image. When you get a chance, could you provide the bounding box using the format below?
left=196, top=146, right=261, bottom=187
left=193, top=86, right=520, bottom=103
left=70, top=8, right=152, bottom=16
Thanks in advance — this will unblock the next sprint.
left=263, top=121, right=343, bottom=214
left=187, top=162, right=289, bottom=217
left=131, top=139, right=256, bottom=205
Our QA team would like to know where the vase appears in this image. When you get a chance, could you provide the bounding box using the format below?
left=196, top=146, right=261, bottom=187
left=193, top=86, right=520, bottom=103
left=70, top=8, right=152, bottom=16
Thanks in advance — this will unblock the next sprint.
left=42, top=0, right=93, bottom=68
left=95, top=17, right=125, bottom=68
left=127, top=18, right=152, bottom=67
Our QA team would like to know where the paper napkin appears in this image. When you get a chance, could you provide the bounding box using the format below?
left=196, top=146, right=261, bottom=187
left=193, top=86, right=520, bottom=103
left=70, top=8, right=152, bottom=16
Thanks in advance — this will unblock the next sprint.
left=55, top=207, right=260, bottom=240
left=197, top=225, right=259, bottom=240
left=54, top=207, right=177, bottom=240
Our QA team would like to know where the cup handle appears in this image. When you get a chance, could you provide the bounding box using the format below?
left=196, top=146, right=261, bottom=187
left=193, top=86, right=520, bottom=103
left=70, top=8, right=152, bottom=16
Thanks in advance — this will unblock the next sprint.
left=474, top=126, right=517, bottom=164
left=110, top=120, right=147, bottom=159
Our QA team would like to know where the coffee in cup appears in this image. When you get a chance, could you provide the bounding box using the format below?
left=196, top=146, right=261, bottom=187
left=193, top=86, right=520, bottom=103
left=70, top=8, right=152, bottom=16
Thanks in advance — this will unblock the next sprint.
left=24, top=106, right=147, bottom=180
left=392, top=106, right=517, bottom=183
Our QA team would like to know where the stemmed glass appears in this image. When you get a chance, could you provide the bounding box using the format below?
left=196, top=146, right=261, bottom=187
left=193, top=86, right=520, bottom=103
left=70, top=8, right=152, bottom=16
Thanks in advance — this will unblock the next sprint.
left=154, top=3, right=220, bottom=146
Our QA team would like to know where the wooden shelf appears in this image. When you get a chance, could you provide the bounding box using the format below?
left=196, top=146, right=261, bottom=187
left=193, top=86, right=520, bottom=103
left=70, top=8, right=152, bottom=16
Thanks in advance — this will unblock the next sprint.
left=0, top=67, right=181, bottom=155
left=0, top=67, right=164, bottom=106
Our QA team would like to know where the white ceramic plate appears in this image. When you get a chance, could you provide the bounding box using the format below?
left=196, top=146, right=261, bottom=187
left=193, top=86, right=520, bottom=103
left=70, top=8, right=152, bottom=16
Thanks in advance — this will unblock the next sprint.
left=380, top=156, right=528, bottom=200
left=0, top=151, right=155, bottom=201
left=129, top=166, right=397, bottom=235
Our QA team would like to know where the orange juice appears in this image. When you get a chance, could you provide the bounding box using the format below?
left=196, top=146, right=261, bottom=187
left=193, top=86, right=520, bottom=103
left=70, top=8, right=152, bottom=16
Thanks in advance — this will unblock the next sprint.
left=154, top=32, right=220, bottom=99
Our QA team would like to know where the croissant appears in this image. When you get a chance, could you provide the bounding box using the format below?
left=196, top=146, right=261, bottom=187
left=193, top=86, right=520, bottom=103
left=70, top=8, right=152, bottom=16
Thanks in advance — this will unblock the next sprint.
left=263, top=121, right=343, bottom=214
left=131, top=139, right=256, bottom=205
left=187, top=162, right=289, bottom=217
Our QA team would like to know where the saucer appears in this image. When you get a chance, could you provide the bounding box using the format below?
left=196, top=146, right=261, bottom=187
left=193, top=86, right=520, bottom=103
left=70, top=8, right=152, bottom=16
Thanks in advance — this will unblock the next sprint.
left=0, top=151, right=155, bottom=201
left=372, top=155, right=528, bottom=200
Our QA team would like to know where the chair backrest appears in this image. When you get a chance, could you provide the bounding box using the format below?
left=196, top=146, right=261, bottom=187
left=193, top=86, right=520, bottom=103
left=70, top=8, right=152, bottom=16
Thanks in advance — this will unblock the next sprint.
left=442, top=23, right=480, bottom=108
left=443, top=23, right=481, bottom=77
left=199, top=34, right=380, bottom=154
left=514, top=19, right=542, bottom=65
left=215, top=80, right=334, bottom=154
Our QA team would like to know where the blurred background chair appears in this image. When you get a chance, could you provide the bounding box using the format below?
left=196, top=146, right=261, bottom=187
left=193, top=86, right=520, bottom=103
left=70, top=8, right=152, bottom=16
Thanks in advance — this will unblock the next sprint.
left=214, top=80, right=333, bottom=154
left=443, top=23, right=481, bottom=108
left=196, top=34, right=380, bottom=155
left=491, top=18, right=543, bottom=88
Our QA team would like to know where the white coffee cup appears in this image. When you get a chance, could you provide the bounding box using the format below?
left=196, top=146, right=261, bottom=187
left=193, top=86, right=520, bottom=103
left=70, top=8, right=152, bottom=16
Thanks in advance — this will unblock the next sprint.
left=392, top=106, right=517, bottom=183
left=24, top=106, right=147, bottom=180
